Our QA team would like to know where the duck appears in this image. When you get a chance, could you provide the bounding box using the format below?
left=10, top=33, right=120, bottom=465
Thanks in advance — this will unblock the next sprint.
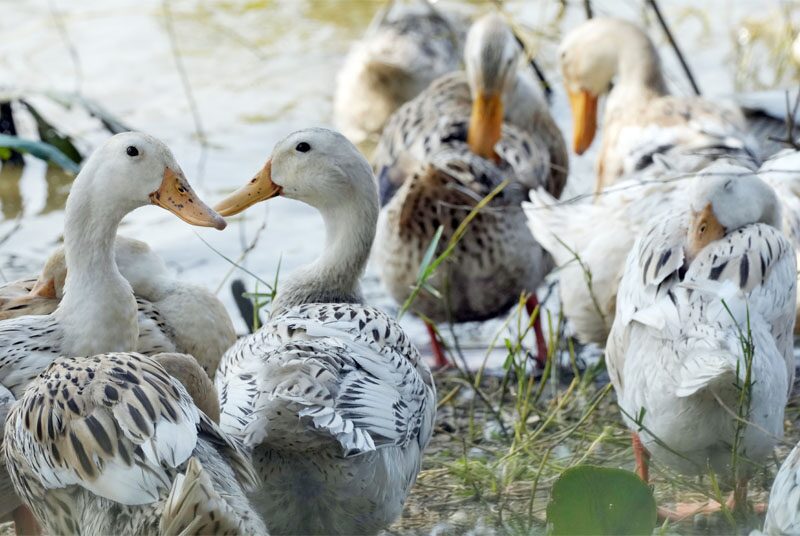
left=763, top=440, right=800, bottom=534
left=213, top=128, right=436, bottom=535
left=606, top=162, right=795, bottom=517
left=524, top=165, right=689, bottom=345
left=559, top=17, right=759, bottom=193
left=333, top=0, right=467, bottom=144
left=372, top=12, right=568, bottom=367
left=0, top=132, right=225, bottom=531
left=525, top=149, right=800, bottom=346
left=3, top=351, right=266, bottom=535
left=0, top=235, right=236, bottom=377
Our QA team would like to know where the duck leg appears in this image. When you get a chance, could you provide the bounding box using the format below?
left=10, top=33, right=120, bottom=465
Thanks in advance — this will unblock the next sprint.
left=631, top=432, right=650, bottom=483
left=12, top=505, right=40, bottom=536
left=525, top=295, right=548, bottom=368
left=425, top=322, right=449, bottom=368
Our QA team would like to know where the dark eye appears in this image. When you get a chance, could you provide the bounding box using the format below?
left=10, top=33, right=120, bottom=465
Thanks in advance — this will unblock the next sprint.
left=295, top=142, right=311, bottom=153
left=126, top=146, right=139, bottom=157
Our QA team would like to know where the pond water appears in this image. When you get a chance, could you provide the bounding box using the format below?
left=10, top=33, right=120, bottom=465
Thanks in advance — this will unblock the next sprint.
left=1, top=0, right=798, bottom=367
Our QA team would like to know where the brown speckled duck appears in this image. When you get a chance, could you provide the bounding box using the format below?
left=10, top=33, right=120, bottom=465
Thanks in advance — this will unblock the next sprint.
left=372, top=12, right=568, bottom=366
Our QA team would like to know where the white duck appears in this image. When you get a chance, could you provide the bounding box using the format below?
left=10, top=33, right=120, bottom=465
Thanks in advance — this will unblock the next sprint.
left=560, top=17, right=759, bottom=192
left=333, top=0, right=467, bottom=144
left=0, top=235, right=235, bottom=377
left=607, top=162, right=795, bottom=516
left=763, top=441, right=800, bottom=534
left=0, top=132, right=225, bottom=531
left=4, top=351, right=266, bottom=535
left=525, top=168, right=689, bottom=345
left=213, top=128, right=436, bottom=535
left=526, top=149, right=800, bottom=347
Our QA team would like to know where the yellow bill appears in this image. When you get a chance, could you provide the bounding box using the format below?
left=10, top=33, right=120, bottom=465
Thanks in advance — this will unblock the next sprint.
left=150, top=168, right=226, bottom=230
left=467, top=92, right=503, bottom=162
left=214, top=160, right=282, bottom=217
left=567, top=89, right=598, bottom=155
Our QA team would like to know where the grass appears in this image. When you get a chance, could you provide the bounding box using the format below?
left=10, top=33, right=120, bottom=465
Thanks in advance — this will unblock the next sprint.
left=380, top=181, right=794, bottom=535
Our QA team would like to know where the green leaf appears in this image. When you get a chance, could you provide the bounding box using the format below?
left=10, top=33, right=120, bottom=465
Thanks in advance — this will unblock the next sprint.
left=546, top=465, right=656, bottom=535
left=0, top=147, right=11, bottom=161
left=416, top=225, right=444, bottom=281
left=0, top=134, right=80, bottom=173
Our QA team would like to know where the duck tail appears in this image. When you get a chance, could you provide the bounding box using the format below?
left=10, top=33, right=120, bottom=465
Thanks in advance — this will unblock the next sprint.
left=160, top=457, right=241, bottom=536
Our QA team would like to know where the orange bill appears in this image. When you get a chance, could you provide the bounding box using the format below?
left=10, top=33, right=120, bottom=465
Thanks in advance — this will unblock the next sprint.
left=567, top=89, right=598, bottom=155
left=214, top=160, right=282, bottom=217
left=467, top=92, right=503, bottom=161
left=150, top=168, right=226, bottom=230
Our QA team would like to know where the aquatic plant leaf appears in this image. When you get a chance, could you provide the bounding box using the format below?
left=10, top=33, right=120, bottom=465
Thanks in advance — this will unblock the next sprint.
left=0, top=134, right=80, bottom=173
left=20, top=100, right=82, bottom=163
left=546, top=465, right=656, bottom=535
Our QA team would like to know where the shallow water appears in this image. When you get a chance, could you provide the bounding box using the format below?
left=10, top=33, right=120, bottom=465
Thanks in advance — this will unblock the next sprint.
left=1, top=0, right=798, bottom=366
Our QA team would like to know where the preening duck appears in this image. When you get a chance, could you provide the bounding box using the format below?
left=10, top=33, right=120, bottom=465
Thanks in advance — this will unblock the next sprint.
left=0, top=235, right=235, bottom=377
left=0, top=132, right=225, bottom=530
left=3, top=352, right=265, bottom=535
left=560, top=17, right=759, bottom=192
left=607, top=163, right=795, bottom=516
left=213, top=128, right=435, bottom=535
left=334, top=0, right=467, bottom=144
left=373, top=12, right=568, bottom=367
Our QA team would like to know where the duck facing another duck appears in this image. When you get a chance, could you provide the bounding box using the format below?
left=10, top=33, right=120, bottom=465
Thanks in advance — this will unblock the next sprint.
left=213, top=128, right=435, bottom=535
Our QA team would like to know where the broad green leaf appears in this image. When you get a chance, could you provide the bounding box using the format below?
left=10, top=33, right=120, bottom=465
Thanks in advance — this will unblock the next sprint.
left=0, top=147, right=11, bottom=161
left=0, top=134, right=80, bottom=173
left=547, top=465, right=656, bottom=535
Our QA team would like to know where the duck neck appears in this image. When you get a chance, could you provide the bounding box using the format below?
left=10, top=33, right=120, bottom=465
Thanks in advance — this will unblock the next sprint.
left=56, top=179, right=139, bottom=355
left=607, top=32, right=669, bottom=107
left=274, top=196, right=377, bottom=312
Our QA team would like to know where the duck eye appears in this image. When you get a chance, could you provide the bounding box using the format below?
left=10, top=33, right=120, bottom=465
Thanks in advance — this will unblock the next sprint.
left=126, top=146, right=139, bottom=157
left=295, top=142, right=311, bottom=153
left=698, top=223, right=707, bottom=234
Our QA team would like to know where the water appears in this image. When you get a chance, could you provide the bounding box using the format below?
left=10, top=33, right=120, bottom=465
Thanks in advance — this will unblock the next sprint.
left=0, top=0, right=798, bottom=367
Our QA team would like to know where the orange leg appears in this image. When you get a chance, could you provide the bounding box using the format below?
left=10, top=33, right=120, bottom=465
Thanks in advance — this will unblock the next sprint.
left=13, top=505, right=40, bottom=536
left=425, top=322, right=449, bottom=369
left=631, top=432, right=650, bottom=483
left=525, top=295, right=548, bottom=368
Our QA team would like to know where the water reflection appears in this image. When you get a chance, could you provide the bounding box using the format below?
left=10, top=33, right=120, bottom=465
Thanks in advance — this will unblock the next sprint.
left=0, top=164, right=22, bottom=220
left=0, top=164, right=75, bottom=219
left=40, top=167, right=75, bottom=215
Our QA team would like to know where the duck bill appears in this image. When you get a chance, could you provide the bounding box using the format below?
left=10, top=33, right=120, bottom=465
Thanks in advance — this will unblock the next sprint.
left=568, top=89, right=598, bottom=155
left=29, top=277, right=57, bottom=299
left=214, top=160, right=282, bottom=217
left=687, top=203, right=725, bottom=259
left=467, top=91, right=503, bottom=161
left=150, top=168, right=227, bottom=230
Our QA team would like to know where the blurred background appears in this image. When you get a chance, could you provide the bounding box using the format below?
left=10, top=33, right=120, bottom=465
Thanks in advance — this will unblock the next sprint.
left=1, top=0, right=800, bottom=354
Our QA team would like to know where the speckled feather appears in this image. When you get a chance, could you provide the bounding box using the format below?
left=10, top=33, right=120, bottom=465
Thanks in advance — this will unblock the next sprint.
left=4, top=352, right=264, bottom=535
left=216, top=302, right=435, bottom=534
left=372, top=71, right=565, bottom=322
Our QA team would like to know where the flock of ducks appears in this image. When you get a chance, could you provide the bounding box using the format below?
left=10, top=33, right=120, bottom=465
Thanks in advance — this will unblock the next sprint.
left=2, top=2, right=800, bottom=534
